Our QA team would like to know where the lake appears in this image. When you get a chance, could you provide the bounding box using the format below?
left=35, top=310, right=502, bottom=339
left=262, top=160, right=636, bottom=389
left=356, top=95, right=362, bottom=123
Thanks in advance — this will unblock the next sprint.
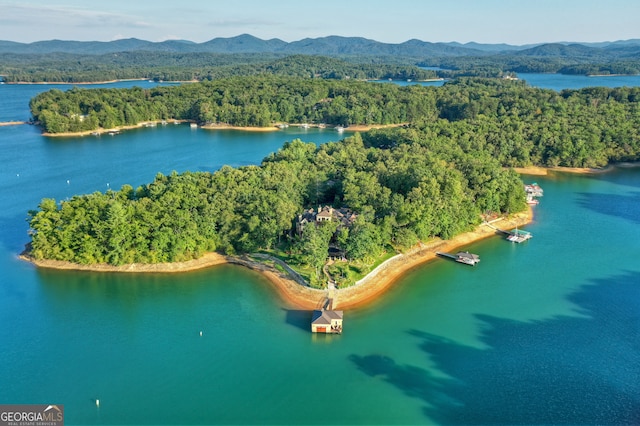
left=377, top=72, right=640, bottom=91
left=0, top=78, right=639, bottom=425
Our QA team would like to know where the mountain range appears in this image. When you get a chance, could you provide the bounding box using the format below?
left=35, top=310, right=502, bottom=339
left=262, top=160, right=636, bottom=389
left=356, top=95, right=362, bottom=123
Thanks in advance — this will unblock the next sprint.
left=2, top=34, right=640, bottom=58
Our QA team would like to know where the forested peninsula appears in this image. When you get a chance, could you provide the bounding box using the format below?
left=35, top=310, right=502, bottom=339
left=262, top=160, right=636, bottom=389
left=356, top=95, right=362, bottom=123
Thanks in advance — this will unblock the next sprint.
left=24, top=76, right=640, bottom=290
left=31, top=77, right=640, bottom=168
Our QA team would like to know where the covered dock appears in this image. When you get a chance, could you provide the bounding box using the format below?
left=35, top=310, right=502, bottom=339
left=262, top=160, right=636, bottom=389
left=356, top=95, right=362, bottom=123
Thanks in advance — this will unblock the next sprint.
left=436, top=251, right=481, bottom=266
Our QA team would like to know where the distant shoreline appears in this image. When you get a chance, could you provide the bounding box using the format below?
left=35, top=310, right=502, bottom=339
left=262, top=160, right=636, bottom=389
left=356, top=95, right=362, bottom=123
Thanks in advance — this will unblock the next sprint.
left=8, top=78, right=149, bottom=85
left=5, top=78, right=191, bottom=85
left=369, top=78, right=445, bottom=83
left=200, top=123, right=280, bottom=132
left=40, top=121, right=403, bottom=137
left=42, top=120, right=189, bottom=137
left=0, top=121, right=26, bottom=127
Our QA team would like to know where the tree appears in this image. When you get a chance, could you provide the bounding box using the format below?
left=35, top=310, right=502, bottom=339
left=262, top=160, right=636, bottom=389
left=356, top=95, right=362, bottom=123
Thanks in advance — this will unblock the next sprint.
left=299, top=220, right=337, bottom=286
left=345, top=219, right=383, bottom=263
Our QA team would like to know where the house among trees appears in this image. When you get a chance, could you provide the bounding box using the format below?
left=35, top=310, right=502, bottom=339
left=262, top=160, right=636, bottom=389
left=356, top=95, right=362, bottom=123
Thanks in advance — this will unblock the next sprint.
left=311, top=309, right=343, bottom=334
left=296, top=205, right=357, bottom=235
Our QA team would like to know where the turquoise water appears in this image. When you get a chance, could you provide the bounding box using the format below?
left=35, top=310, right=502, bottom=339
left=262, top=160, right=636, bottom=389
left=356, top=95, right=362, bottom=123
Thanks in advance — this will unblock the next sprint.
left=1, top=81, right=639, bottom=424
left=376, top=71, right=640, bottom=91
left=518, top=73, right=640, bottom=91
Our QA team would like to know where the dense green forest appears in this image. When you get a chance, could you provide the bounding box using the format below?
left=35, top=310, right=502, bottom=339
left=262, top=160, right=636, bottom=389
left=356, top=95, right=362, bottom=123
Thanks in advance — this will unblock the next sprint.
left=1, top=53, right=435, bottom=83
left=31, top=76, right=640, bottom=168
left=423, top=56, right=640, bottom=78
left=27, top=132, right=525, bottom=285
left=6, top=50, right=640, bottom=83
left=26, top=76, right=640, bottom=280
left=3, top=36, right=640, bottom=83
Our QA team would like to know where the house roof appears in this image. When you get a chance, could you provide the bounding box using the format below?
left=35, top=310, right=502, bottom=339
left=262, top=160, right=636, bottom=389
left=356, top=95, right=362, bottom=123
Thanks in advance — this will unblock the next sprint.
left=311, top=309, right=344, bottom=325
left=456, top=251, right=480, bottom=261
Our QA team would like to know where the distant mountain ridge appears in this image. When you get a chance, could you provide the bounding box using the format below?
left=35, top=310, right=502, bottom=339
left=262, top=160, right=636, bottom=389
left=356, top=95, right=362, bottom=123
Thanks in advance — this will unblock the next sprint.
left=2, top=34, right=640, bottom=57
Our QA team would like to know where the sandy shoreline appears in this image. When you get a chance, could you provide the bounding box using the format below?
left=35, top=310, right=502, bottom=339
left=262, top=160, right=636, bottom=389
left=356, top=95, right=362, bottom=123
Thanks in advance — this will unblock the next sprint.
left=20, top=208, right=532, bottom=310
left=5, top=79, right=194, bottom=85
left=42, top=120, right=189, bottom=137
left=513, top=162, right=640, bottom=175
left=40, top=120, right=405, bottom=137
left=200, top=123, right=281, bottom=132
left=0, top=121, right=26, bottom=127
left=344, top=123, right=407, bottom=132
left=7, top=78, right=150, bottom=85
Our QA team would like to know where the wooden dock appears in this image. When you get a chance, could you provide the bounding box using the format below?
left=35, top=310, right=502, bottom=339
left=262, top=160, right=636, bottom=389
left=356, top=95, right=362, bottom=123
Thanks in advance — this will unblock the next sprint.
left=436, top=251, right=480, bottom=266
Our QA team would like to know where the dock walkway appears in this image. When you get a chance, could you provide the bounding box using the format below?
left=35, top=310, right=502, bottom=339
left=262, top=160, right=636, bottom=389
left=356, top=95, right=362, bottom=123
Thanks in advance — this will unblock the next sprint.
left=483, top=221, right=532, bottom=243
left=483, top=221, right=511, bottom=235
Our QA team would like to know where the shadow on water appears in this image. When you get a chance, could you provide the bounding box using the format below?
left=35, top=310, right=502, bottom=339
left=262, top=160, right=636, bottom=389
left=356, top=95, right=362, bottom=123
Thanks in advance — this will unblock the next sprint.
left=283, top=309, right=313, bottom=332
left=350, top=271, right=640, bottom=425
left=576, top=191, right=640, bottom=225
left=0, top=213, right=30, bottom=254
left=581, top=167, right=640, bottom=190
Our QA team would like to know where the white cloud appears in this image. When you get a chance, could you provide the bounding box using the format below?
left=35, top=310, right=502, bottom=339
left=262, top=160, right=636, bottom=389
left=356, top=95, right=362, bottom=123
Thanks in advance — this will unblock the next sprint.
left=0, top=3, right=158, bottom=41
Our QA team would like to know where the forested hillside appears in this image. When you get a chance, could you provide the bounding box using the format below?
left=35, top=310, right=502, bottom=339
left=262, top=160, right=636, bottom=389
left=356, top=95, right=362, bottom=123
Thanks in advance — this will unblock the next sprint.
left=1, top=53, right=435, bottom=83
left=3, top=35, right=640, bottom=82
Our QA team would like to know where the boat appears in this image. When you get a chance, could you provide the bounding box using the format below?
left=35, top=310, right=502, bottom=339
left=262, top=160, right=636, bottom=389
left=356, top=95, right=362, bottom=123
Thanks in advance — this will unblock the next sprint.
left=506, top=227, right=532, bottom=243
left=526, top=194, right=539, bottom=205
left=525, top=183, right=544, bottom=197
left=335, top=126, right=344, bottom=133
left=190, top=123, right=197, bottom=129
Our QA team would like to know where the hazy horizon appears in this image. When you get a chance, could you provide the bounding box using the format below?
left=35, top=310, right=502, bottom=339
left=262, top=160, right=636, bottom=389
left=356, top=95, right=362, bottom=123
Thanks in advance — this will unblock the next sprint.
left=1, top=0, right=638, bottom=46
left=1, top=33, right=637, bottom=47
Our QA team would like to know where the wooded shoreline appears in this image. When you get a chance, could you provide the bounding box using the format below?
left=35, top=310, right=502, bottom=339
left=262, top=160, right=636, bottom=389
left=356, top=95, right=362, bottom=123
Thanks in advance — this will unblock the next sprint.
left=40, top=121, right=407, bottom=137
left=21, top=158, right=640, bottom=310
left=20, top=209, right=532, bottom=310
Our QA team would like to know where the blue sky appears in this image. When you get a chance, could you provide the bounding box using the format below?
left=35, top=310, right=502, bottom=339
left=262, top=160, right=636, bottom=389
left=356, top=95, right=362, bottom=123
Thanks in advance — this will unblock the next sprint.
left=1, top=0, right=639, bottom=45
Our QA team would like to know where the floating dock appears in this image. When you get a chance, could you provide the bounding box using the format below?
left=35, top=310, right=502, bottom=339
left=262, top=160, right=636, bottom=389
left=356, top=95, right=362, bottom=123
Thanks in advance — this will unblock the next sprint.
left=484, top=222, right=533, bottom=243
left=436, top=251, right=480, bottom=266
left=506, top=228, right=532, bottom=243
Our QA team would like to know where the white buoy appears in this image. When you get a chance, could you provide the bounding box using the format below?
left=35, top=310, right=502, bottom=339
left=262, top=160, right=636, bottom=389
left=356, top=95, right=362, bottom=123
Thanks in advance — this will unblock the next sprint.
left=96, top=399, right=100, bottom=407
left=66, top=179, right=70, bottom=184
left=199, top=331, right=202, bottom=336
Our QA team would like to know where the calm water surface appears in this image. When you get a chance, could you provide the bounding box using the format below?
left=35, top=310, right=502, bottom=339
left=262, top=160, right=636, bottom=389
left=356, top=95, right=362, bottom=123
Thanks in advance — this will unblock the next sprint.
left=0, top=80, right=639, bottom=425
left=518, top=73, right=640, bottom=91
